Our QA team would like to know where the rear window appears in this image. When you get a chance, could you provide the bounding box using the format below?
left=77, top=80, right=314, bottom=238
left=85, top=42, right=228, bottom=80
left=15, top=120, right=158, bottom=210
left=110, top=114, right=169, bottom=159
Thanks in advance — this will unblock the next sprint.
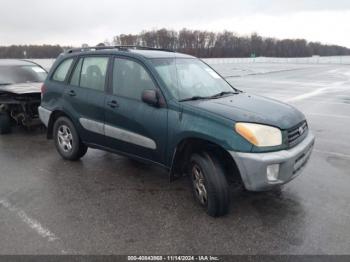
left=52, top=59, right=74, bottom=82
left=0, top=65, right=47, bottom=84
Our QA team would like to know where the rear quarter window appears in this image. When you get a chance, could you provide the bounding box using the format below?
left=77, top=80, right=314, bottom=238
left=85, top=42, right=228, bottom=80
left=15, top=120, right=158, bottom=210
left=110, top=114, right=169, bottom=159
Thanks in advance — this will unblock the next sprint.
left=52, top=58, right=74, bottom=82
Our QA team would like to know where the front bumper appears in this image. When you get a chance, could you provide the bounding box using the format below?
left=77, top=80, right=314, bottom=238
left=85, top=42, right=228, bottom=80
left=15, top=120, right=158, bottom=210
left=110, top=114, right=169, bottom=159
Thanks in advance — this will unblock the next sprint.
left=229, top=132, right=315, bottom=191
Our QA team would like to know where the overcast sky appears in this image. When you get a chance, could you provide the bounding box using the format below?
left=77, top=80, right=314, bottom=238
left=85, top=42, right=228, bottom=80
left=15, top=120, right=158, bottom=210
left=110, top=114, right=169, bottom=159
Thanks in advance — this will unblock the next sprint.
left=0, top=0, right=350, bottom=47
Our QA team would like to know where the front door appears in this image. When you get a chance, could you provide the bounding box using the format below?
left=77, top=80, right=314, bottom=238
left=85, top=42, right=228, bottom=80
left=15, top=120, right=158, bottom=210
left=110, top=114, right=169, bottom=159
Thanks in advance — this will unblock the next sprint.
left=104, top=57, right=168, bottom=164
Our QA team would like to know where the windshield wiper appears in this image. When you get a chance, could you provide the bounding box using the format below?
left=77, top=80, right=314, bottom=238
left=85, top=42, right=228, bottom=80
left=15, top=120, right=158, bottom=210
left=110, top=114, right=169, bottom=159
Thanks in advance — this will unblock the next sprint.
left=179, top=90, right=241, bottom=102
left=0, top=83, right=12, bottom=86
left=179, top=96, right=210, bottom=102
left=210, top=91, right=239, bottom=99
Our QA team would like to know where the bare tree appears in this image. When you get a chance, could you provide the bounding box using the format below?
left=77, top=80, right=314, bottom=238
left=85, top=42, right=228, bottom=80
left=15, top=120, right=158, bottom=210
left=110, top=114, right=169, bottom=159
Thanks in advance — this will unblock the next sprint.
left=1, top=30, right=349, bottom=58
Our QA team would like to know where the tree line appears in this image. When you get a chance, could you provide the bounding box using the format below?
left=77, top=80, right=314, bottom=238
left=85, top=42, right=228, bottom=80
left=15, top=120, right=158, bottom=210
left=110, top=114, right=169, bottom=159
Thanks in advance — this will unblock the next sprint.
left=111, top=29, right=350, bottom=58
left=0, top=29, right=349, bottom=58
left=0, top=45, right=64, bottom=59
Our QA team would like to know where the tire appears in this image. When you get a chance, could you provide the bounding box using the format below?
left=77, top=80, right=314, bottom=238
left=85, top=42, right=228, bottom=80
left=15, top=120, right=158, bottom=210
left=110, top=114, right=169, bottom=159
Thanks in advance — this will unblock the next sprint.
left=53, top=116, right=87, bottom=161
left=0, top=112, right=12, bottom=134
left=189, top=152, right=230, bottom=217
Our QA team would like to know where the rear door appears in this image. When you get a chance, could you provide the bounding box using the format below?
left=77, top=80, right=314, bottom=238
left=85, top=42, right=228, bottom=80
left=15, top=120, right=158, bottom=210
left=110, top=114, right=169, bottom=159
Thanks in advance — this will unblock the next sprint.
left=63, top=56, right=110, bottom=145
left=104, top=56, right=168, bottom=164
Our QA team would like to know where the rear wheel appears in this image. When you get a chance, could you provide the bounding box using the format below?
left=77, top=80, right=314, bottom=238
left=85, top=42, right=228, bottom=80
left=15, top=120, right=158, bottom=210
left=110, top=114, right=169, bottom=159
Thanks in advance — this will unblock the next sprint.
left=189, top=152, right=230, bottom=217
left=53, top=117, right=87, bottom=161
left=0, top=112, right=12, bottom=134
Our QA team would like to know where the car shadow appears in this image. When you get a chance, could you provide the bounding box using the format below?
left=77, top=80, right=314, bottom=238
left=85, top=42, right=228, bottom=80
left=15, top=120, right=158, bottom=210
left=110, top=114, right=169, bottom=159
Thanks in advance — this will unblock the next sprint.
left=6, top=124, right=46, bottom=136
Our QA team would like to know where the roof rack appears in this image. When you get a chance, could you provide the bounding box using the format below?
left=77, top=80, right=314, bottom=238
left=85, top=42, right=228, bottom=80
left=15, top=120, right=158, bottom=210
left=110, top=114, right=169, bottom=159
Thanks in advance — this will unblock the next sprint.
left=65, top=45, right=175, bottom=54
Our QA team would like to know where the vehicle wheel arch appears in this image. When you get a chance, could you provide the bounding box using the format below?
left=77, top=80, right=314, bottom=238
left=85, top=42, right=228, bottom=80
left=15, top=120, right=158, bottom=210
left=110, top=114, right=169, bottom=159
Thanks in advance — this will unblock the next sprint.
left=170, top=137, right=243, bottom=186
left=47, top=110, right=73, bottom=139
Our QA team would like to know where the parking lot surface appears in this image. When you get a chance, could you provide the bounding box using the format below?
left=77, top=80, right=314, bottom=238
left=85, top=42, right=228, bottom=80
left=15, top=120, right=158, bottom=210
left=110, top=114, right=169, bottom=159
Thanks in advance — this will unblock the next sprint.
left=0, top=63, right=350, bottom=254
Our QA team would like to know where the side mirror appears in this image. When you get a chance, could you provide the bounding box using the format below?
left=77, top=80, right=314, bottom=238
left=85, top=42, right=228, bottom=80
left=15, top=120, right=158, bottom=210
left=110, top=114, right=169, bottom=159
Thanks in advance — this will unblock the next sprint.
left=142, top=89, right=161, bottom=107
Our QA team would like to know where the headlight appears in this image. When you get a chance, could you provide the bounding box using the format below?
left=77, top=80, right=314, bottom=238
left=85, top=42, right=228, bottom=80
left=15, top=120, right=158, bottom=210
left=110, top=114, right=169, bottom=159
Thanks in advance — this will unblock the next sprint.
left=235, top=122, right=282, bottom=147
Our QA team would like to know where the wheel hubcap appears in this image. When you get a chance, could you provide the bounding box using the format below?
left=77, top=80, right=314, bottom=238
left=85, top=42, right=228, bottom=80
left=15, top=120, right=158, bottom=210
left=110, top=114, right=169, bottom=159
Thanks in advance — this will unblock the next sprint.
left=192, top=164, right=207, bottom=205
left=57, top=125, right=73, bottom=152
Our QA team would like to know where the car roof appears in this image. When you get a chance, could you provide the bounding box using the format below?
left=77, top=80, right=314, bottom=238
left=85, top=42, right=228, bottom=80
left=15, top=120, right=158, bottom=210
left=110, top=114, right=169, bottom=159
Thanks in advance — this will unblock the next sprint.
left=64, top=46, right=195, bottom=59
left=0, top=59, right=38, bottom=67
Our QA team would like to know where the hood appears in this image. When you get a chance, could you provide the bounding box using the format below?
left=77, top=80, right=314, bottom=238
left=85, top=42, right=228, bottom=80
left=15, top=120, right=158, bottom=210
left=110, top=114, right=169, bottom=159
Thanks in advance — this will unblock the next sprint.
left=185, top=93, right=305, bottom=130
left=0, top=82, right=42, bottom=94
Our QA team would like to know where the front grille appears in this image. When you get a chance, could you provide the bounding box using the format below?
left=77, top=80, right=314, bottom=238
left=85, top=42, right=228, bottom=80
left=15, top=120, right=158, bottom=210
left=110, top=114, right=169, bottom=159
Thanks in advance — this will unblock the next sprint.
left=287, top=121, right=308, bottom=147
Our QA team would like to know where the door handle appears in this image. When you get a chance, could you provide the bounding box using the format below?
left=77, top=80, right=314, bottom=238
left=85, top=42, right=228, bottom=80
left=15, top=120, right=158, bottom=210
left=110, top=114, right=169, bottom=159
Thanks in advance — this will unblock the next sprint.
left=67, top=90, right=76, bottom=97
left=107, top=100, right=119, bottom=108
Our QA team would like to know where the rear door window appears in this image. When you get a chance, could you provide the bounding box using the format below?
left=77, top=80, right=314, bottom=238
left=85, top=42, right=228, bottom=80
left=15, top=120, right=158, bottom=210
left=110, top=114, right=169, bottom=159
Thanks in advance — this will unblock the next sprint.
left=68, top=57, right=109, bottom=92
left=69, top=58, right=83, bottom=86
left=80, top=57, right=109, bottom=91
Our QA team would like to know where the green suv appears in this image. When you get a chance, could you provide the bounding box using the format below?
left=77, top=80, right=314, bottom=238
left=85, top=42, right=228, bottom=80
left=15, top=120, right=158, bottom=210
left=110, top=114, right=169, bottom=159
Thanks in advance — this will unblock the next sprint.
left=39, top=46, right=315, bottom=217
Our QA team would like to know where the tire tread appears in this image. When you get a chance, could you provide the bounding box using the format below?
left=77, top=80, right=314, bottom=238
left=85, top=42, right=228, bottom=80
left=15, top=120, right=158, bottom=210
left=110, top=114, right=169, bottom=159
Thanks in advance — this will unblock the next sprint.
left=53, top=116, right=87, bottom=161
left=190, top=151, right=230, bottom=217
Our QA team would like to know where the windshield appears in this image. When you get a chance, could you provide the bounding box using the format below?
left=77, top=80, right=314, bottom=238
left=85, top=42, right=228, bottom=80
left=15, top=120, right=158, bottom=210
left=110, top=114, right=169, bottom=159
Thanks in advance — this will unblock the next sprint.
left=0, top=65, right=47, bottom=85
left=151, top=58, right=236, bottom=101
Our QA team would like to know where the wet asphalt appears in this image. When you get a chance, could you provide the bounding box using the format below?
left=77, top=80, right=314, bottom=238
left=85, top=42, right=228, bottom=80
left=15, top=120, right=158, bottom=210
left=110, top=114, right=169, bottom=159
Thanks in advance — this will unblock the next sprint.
left=0, top=63, right=349, bottom=255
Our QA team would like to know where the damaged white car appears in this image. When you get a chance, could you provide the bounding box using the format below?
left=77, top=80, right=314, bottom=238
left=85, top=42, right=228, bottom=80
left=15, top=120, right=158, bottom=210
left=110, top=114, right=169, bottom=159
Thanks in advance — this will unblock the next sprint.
left=0, top=60, right=47, bottom=134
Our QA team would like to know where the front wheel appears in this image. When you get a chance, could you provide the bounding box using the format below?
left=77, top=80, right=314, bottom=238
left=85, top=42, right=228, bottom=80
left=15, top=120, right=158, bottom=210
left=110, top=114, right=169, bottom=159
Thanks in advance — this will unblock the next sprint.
left=189, top=152, right=230, bottom=217
left=53, top=116, right=87, bottom=161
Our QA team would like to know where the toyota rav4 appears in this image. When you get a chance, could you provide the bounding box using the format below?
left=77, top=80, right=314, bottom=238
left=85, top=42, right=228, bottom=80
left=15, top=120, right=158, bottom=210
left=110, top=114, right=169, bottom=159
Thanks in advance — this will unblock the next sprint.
left=39, top=46, right=315, bottom=217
